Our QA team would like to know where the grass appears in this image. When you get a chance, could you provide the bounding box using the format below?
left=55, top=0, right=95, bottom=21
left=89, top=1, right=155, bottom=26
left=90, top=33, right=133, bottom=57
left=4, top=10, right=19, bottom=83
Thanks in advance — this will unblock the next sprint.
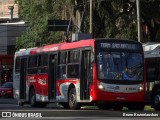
left=144, top=106, right=154, bottom=111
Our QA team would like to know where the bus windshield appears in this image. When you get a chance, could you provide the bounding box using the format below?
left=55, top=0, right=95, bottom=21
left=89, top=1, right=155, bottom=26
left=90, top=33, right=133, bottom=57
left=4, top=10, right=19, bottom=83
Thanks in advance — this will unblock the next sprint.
left=96, top=52, right=143, bottom=81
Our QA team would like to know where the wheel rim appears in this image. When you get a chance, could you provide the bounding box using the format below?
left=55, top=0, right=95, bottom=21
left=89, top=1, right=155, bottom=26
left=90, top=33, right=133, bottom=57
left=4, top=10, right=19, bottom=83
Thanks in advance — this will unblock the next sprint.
left=70, top=92, right=76, bottom=105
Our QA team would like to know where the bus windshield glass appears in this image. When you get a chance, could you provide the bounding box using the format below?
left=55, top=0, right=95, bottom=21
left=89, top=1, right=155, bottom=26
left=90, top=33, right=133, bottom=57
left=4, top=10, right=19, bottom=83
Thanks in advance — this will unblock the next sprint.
left=96, top=52, right=143, bottom=81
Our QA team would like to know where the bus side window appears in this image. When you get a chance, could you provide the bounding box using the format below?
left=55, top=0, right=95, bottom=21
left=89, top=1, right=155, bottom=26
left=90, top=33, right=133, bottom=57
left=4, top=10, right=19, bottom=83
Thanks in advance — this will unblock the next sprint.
left=37, top=54, right=48, bottom=73
left=67, top=50, right=80, bottom=78
left=73, top=50, right=80, bottom=63
left=41, top=54, right=48, bottom=73
left=60, top=51, right=67, bottom=64
left=38, top=55, right=41, bottom=66
left=15, top=57, right=20, bottom=73
left=42, top=54, right=48, bottom=66
left=58, top=51, right=67, bottom=79
left=28, top=55, right=37, bottom=74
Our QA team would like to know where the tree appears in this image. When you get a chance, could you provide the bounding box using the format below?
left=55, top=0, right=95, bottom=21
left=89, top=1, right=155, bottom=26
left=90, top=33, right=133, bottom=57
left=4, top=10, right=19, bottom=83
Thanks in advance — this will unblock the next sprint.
left=72, top=0, right=160, bottom=41
left=16, top=0, right=160, bottom=49
left=16, top=0, right=65, bottom=49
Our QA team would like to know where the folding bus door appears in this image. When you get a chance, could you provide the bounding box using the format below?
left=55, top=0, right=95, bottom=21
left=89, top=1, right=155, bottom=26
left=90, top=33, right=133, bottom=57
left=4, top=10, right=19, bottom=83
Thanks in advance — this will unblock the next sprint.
left=19, top=57, right=27, bottom=99
left=80, top=50, right=91, bottom=100
left=48, top=53, right=57, bottom=100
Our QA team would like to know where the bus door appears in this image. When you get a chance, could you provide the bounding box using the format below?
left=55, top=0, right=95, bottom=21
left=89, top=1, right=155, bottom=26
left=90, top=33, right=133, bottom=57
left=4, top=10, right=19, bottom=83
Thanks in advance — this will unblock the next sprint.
left=48, top=53, right=57, bottom=100
left=19, top=57, right=27, bottom=99
left=80, top=50, right=91, bottom=100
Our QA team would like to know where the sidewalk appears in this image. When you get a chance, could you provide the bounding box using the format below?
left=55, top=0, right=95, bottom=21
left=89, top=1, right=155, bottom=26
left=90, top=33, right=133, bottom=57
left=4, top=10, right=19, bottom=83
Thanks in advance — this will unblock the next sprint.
left=0, top=98, right=17, bottom=104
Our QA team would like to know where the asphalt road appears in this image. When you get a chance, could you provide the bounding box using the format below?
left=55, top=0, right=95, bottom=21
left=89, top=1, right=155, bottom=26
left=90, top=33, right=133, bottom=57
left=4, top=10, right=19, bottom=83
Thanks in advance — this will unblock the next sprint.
left=0, top=98, right=160, bottom=119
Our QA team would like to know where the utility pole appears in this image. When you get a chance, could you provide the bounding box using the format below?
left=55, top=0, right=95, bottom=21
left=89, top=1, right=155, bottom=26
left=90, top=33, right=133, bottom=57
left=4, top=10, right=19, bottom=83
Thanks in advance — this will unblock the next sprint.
left=136, top=0, right=141, bottom=42
left=89, top=0, right=93, bottom=36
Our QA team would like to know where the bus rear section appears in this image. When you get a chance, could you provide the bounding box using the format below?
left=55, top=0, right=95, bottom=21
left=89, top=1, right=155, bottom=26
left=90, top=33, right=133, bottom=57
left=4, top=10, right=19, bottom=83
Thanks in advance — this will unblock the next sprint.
left=13, top=47, right=58, bottom=107
left=13, top=48, right=34, bottom=106
left=143, top=43, right=160, bottom=110
left=92, top=39, right=145, bottom=110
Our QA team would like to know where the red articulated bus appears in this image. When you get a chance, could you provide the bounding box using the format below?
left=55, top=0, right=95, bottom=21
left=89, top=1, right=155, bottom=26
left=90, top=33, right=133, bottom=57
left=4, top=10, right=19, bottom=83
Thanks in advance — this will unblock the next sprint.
left=13, top=38, right=145, bottom=110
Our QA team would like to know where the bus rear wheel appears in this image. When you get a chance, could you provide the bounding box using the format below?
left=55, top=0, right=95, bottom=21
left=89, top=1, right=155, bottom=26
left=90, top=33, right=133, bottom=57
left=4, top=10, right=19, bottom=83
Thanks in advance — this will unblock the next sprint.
left=68, top=88, right=81, bottom=110
left=29, top=88, right=37, bottom=107
left=153, top=93, right=160, bottom=111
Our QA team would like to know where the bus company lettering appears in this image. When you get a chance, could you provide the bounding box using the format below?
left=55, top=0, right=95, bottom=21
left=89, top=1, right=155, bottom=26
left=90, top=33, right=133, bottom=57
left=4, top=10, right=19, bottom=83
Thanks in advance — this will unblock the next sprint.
left=38, top=78, right=46, bottom=85
left=49, top=46, right=58, bottom=51
left=28, top=76, right=36, bottom=83
left=29, top=80, right=36, bottom=83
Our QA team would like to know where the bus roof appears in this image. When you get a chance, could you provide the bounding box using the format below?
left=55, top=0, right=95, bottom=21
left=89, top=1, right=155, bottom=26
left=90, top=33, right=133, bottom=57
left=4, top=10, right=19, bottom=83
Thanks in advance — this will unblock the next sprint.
left=17, top=39, right=142, bottom=55
left=143, top=42, right=160, bottom=58
left=30, top=39, right=95, bottom=54
left=15, top=48, right=36, bottom=57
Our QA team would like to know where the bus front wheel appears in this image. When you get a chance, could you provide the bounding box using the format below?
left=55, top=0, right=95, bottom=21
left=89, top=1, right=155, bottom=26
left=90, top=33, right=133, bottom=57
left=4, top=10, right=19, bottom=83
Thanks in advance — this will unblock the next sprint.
left=153, top=93, right=160, bottom=111
left=68, top=88, right=81, bottom=110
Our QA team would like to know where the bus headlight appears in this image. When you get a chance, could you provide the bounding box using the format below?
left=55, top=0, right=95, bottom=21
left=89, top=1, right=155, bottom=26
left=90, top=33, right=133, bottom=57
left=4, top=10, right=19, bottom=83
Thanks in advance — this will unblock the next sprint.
left=98, top=84, right=105, bottom=90
left=139, top=86, right=143, bottom=91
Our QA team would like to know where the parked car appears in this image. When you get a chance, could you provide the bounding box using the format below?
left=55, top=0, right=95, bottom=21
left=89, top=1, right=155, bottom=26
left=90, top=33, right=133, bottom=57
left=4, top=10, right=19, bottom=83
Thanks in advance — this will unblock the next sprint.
left=0, top=82, right=13, bottom=98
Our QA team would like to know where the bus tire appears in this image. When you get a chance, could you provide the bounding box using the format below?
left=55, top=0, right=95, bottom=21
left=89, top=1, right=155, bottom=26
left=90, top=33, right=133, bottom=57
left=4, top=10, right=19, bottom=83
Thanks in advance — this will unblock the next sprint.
left=68, top=88, right=81, bottom=110
left=153, top=93, right=160, bottom=111
left=29, top=88, right=37, bottom=107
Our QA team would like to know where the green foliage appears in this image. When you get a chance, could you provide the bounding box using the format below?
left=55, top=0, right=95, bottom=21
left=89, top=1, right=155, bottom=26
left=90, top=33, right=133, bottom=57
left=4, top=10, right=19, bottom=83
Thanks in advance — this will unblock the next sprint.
left=16, top=0, right=64, bottom=49
left=16, top=0, right=160, bottom=49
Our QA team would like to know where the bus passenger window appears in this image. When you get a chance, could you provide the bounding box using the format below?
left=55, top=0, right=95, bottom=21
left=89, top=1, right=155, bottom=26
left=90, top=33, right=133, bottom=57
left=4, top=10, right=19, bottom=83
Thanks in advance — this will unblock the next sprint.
left=29, top=56, right=37, bottom=68
left=38, top=55, right=41, bottom=66
left=58, top=66, right=66, bottom=79
left=73, top=50, right=80, bottom=63
left=67, top=64, right=79, bottom=78
left=15, top=57, right=20, bottom=72
left=60, top=51, right=67, bottom=64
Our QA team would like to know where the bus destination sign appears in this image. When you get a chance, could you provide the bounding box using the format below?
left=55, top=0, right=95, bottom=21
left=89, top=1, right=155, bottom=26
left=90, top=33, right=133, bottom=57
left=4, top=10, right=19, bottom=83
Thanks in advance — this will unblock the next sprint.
left=99, top=43, right=141, bottom=50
